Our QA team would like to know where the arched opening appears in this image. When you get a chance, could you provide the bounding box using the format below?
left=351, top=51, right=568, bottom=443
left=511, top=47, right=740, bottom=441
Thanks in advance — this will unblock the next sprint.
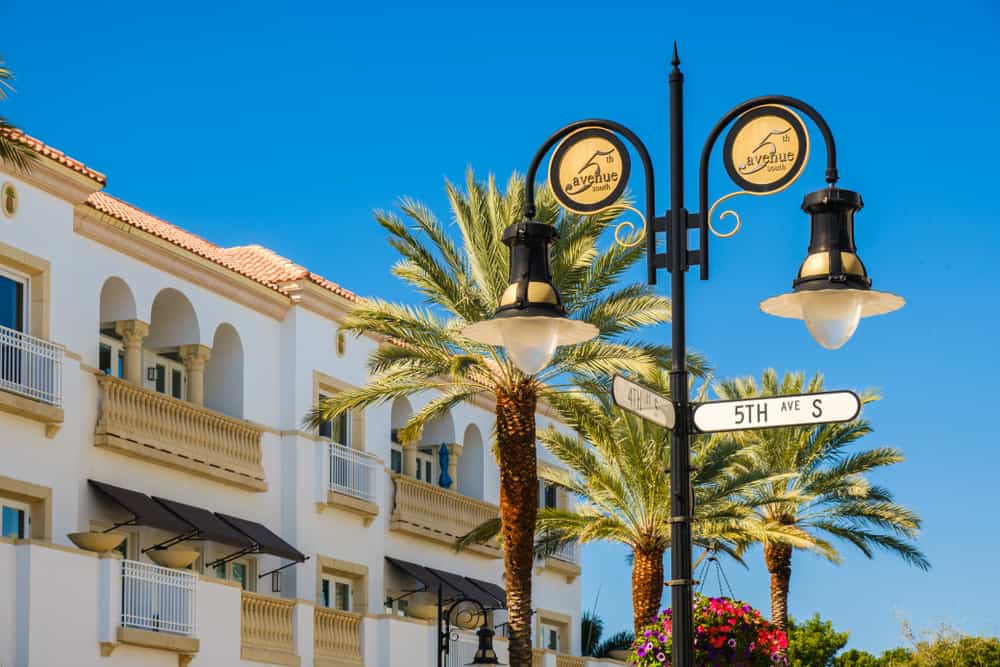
left=142, top=289, right=201, bottom=400
left=146, top=289, right=199, bottom=349
left=419, top=411, right=455, bottom=488
left=389, top=398, right=413, bottom=476
left=97, top=277, right=137, bottom=378
left=205, top=323, right=244, bottom=418
left=458, top=424, right=485, bottom=500
left=99, top=277, right=137, bottom=325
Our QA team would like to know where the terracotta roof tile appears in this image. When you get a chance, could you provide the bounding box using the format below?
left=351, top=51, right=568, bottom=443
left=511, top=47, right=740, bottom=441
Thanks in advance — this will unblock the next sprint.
left=6, top=130, right=107, bottom=185
left=86, top=192, right=358, bottom=303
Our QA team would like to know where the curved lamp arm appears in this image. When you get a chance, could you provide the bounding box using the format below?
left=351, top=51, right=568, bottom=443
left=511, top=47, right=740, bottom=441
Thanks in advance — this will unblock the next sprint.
left=523, top=119, right=658, bottom=278
left=697, top=95, right=840, bottom=280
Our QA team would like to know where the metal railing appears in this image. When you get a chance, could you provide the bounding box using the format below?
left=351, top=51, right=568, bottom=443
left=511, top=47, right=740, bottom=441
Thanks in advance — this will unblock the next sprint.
left=121, top=559, right=197, bottom=636
left=551, top=540, right=580, bottom=564
left=328, top=442, right=378, bottom=502
left=0, top=324, right=62, bottom=407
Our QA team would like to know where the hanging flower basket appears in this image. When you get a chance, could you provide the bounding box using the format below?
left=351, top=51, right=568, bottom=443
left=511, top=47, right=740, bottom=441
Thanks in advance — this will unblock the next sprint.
left=629, top=595, right=788, bottom=666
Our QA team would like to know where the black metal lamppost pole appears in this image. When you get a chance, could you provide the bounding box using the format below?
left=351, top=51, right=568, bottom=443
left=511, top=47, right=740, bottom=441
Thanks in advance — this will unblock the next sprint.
left=465, top=44, right=903, bottom=667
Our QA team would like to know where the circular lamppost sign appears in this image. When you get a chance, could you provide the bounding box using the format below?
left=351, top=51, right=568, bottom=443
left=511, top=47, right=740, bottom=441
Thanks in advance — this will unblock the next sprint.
left=548, top=127, right=630, bottom=213
left=723, top=105, right=810, bottom=194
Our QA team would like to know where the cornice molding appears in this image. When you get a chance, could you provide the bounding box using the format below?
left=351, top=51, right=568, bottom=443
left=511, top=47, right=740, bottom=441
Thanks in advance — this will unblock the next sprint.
left=1, top=160, right=101, bottom=205
left=73, top=206, right=291, bottom=321
left=279, top=279, right=355, bottom=321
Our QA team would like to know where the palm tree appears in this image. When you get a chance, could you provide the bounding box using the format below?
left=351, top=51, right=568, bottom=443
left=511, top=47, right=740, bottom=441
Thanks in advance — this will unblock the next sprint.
left=715, top=369, right=929, bottom=633
left=0, top=55, right=37, bottom=172
left=306, top=171, right=684, bottom=666
left=460, top=371, right=802, bottom=635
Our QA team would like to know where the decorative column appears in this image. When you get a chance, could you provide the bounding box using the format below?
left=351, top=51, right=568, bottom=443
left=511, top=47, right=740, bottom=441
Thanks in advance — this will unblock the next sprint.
left=114, top=319, right=149, bottom=385
left=178, top=344, right=211, bottom=406
left=447, top=443, right=463, bottom=491
left=402, top=441, right=418, bottom=478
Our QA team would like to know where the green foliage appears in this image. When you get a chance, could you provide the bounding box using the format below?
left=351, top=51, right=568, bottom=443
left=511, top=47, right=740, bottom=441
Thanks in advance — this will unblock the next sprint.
left=304, top=171, right=677, bottom=439
left=581, top=610, right=604, bottom=656
left=908, top=627, right=1000, bottom=666
left=0, top=55, right=38, bottom=172
left=787, top=614, right=849, bottom=667
left=595, top=630, right=635, bottom=658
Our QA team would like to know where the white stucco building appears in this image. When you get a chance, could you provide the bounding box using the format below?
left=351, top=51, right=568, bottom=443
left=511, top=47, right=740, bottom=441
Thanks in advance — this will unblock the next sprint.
left=0, top=133, right=616, bottom=667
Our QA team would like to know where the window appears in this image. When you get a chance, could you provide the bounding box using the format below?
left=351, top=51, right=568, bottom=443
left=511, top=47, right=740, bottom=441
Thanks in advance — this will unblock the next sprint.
left=390, top=446, right=403, bottom=475
left=0, top=269, right=27, bottom=333
left=1, top=500, right=28, bottom=538
left=99, top=335, right=126, bottom=378
left=321, top=575, right=353, bottom=612
left=318, top=394, right=351, bottom=447
left=171, top=369, right=183, bottom=399
left=145, top=353, right=185, bottom=399
left=415, top=451, right=434, bottom=483
left=384, top=596, right=409, bottom=617
left=541, top=624, right=560, bottom=651
left=543, top=483, right=559, bottom=509
left=213, top=559, right=255, bottom=591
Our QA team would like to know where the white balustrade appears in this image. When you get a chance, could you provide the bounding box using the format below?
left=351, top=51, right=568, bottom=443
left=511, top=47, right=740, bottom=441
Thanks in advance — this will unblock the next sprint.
left=551, top=540, right=580, bottom=564
left=121, top=559, right=197, bottom=636
left=0, top=324, right=63, bottom=406
left=328, top=442, right=378, bottom=502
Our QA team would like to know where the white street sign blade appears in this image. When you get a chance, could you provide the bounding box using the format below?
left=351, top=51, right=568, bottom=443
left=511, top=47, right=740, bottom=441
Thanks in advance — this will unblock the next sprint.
left=692, top=390, right=861, bottom=434
left=612, top=375, right=675, bottom=430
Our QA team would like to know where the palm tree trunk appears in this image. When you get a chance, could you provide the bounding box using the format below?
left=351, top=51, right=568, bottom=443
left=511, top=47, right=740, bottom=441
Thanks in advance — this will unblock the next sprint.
left=496, top=380, right=539, bottom=667
left=764, top=543, right=792, bottom=633
left=632, top=546, right=665, bottom=636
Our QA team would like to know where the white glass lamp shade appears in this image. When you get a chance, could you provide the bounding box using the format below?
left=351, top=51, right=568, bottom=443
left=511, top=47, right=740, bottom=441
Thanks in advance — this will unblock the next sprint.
left=760, top=288, right=904, bottom=350
left=497, top=317, right=559, bottom=375
left=462, top=315, right=598, bottom=375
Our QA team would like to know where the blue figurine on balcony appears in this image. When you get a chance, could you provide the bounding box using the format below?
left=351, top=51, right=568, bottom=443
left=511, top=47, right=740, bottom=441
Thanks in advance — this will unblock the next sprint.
left=438, top=443, right=453, bottom=489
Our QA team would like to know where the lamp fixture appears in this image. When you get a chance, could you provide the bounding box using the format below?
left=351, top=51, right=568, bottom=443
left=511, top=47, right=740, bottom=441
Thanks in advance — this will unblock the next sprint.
left=760, top=187, right=904, bottom=349
left=461, top=221, right=598, bottom=374
left=465, top=624, right=502, bottom=665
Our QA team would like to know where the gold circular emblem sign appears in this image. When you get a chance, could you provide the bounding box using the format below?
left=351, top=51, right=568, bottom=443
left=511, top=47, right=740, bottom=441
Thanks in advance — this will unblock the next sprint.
left=1, top=182, right=17, bottom=218
left=548, top=127, right=630, bottom=213
left=724, top=105, right=810, bottom=194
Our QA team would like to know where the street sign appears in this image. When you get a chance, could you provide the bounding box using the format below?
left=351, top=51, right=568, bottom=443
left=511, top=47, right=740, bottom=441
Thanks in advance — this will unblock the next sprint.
left=612, top=375, right=675, bottom=430
left=692, top=390, right=861, bottom=434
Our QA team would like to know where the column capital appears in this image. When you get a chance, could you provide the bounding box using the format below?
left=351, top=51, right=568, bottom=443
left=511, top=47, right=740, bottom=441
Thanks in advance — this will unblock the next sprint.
left=114, top=319, right=150, bottom=346
left=178, top=344, right=212, bottom=372
left=446, top=442, right=463, bottom=457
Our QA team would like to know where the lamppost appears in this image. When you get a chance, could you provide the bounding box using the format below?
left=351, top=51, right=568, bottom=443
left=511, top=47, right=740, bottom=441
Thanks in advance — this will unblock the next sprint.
left=437, top=583, right=503, bottom=667
left=463, top=45, right=903, bottom=667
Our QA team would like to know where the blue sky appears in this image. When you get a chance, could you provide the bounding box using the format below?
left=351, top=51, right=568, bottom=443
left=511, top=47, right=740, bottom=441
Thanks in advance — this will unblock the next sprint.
left=5, top=0, right=999, bottom=654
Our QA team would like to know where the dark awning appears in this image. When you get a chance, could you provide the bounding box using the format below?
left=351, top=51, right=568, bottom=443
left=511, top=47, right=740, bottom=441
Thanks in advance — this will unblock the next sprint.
left=427, top=567, right=498, bottom=607
left=88, top=480, right=192, bottom=534
left=153, top=497, right=253, bottom=549
left=387, top=557, right=505, bottom=608
left=216, top=512, right=306, bottom=563
left=466, top=577, right=507, bottom=608
left=387, top=557, right=461, bottom=597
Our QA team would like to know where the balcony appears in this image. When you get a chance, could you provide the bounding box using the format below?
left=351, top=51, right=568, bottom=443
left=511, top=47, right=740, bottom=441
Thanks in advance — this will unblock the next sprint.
left=390, top=473, right=501, bottom=557
left=121, top=558, right=198, bottom=635
left=95, top=374, right=266, bottom=491
left=314, top=607, right=363, bottom=667
left=0, top=324, right=63, bottom=436
left=113, top=559, right=200, bottom=658
left=321, top=442, right=380, bottom=524
left=241, top=591, right=299, bottom=666
left=540, top=540, right=582, bottom=583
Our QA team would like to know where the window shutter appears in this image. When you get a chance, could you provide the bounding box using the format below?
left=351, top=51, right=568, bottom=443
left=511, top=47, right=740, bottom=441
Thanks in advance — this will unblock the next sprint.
left=350, top=407, right=366, bottom=451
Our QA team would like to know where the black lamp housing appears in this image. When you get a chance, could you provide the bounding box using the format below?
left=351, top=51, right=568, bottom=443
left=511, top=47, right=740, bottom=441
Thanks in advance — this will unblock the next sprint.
left=466, top=624, right=502, bottom=665
left=760, top=185, right=906, bottom=316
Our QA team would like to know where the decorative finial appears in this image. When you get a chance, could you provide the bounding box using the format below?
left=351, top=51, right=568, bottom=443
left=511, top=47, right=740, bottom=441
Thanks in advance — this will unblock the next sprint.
left=671, top=42, right=681, bottom=68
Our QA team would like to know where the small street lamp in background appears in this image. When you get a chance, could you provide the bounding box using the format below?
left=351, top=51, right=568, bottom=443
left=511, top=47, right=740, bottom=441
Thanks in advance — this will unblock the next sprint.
left=463, top=44, right=904, bottom=667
